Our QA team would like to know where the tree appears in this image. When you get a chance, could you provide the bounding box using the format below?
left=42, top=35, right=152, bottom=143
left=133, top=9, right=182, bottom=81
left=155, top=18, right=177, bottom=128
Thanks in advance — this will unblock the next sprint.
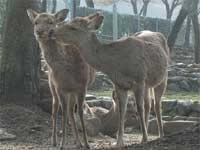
left=0, top=0, right=41, bottom=102
left=41, top=0, right=47, bottom=12
left=139, top=0, right=151, bottom=16
left=124, top=0, right=151, bottom=16
left=161, top=0, right=182, bottom=19
left=52, top=0, right=57, bottom=13
left=168, top=0, right=200, bottom=63
left=184, top=16, right=191, bottom=47
left=191, top=0, right=200, bottom=63
left=86, top=0, right=94, bottom=8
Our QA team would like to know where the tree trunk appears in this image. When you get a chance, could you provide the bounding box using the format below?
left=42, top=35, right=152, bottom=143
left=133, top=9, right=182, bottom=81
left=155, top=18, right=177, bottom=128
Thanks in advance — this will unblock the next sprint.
left=52, top=0, right=57, bottom=13
left=0, top=0, right=40, bottom=103
left=184, top=16, right=191, bottom=47
left=167, top=8, right=188, bottom=50
left=142, top=2, right=148, bottom=17
left=41, top=0, right=47, bottom=12
left=191, top=0, right=200, bottom=63
left=130, top=0, right=138, bottom=15
left=85, top=0, right=94, bottom=8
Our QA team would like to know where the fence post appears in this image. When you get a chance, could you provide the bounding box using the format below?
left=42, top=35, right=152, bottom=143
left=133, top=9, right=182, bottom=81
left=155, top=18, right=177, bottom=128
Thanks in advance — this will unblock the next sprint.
left=137, top=15, right=140, bottom=32
left=113, top=2, right=118, bottom=41
left=156, top=18, right=159, bottom=32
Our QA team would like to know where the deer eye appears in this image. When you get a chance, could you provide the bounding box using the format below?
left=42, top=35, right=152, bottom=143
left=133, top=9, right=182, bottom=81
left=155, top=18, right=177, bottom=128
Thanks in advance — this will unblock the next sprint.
left=35, top=21, right=38, bottom=25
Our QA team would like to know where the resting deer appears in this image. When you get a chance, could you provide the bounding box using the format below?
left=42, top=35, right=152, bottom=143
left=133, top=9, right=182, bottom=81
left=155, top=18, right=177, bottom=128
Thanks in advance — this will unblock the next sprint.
left=27, top=9, right=95, bottom=149
left=50, top=13, right=169, bottom=147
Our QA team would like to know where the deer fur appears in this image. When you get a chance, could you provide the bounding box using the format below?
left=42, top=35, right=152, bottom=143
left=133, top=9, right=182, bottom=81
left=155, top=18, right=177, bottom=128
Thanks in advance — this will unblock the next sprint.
left=50, top=13, right=169, bottom=147
left=27, top=9, right=95, bottom=149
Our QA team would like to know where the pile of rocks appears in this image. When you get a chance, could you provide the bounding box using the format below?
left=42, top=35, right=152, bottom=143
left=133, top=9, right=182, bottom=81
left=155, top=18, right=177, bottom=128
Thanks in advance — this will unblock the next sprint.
left=167, top=63, right=200, bottom=92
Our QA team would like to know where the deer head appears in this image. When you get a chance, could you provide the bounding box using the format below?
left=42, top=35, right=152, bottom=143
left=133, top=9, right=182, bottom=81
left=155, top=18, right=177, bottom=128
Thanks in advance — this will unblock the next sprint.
left=50, top=12, right=104, bottom=43
left=27, top=9, right=69, bottom=41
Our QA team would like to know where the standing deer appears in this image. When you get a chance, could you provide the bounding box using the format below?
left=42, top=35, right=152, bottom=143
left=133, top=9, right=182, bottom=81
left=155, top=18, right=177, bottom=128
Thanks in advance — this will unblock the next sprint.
left=50, top=13, right=169, bottom=147
left=27, top=9, right=95, bottom=149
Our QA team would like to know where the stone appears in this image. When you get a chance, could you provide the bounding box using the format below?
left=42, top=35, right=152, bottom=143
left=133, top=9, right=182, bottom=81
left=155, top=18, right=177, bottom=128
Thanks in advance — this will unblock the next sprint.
left=86, top=94, right=97, bottom=100
left=167, top=83, right=181, bottom=92
left=0, top=128, right=16, bottom=141
left=163, top=120, right=197, bottom=135
left=190, top=101, right=200, bottom=113
left=162, top=100, right=177, bottom=114
left=176, top=100, right=193, bottom=116
left=148, top=120, right=197, bottom=135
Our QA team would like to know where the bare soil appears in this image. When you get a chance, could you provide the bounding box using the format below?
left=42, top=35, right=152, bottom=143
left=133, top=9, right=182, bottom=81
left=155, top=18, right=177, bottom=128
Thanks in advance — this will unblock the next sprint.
left=0, top=102, right=199, bottom=150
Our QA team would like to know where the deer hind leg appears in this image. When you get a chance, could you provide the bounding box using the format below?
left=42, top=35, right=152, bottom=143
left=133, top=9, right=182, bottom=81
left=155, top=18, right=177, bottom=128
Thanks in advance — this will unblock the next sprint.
left=144, top=87, right=151, bottom=131
left=135, top=81, right=148, bottom=143
left=67, top=94, right=83, bottom=148
left=154, top=78, right=167, bottom=138
left=49, top=78, right=59, bottom=147
left=77, top=91, right=90, bottom=149
left=115, top=86, right=128, bottom=148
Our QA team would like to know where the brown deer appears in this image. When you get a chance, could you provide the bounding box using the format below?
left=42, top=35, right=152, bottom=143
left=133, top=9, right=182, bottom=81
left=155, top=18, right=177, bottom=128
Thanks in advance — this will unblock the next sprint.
left=27, top=9, right=95, bottom=149
left=49, top=13, right=169, bottom=147
left=133, top=30, right=170, bottom=138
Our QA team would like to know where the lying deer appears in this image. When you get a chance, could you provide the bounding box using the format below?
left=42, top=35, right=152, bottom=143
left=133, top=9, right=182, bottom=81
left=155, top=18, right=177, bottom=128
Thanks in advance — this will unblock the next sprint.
left=27, top=9, right=95, bottom=149
left=50, top=13, right=169, bottom=148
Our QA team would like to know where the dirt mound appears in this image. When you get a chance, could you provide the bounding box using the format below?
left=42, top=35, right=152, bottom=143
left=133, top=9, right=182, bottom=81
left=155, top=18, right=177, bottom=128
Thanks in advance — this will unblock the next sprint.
left=0, top=103, right=199, bottom=150
left=126, top=123, right=200, bottom=150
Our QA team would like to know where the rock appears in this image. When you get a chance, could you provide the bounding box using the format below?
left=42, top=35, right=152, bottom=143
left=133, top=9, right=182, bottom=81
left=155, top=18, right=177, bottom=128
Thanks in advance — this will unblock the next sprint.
left=173, top=116, right=200, bottom=122
left=164, top=120, right=197, bottom=135
left=190, top=101, right=200, bottom=113
left=179, top=80, right=190, bottom=91
left=162, top=100, right=177, bottom=114
left=148, top=119, right=197, bottom=135
left=148, top=118, right=159, bottom=135
left=0, top=128, right=16, bottom=141
left=86, top=94, right=97, bottom=100
left=167, top=83, right=181, bottom=91
left=176, top=100, right=193, bottom=116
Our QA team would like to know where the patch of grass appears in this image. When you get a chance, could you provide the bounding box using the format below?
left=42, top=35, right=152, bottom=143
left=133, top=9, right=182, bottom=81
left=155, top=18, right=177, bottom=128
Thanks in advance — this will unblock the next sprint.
left=89, top=90, right=200, bottom=101
left=164, top=91, right=200, bottom=101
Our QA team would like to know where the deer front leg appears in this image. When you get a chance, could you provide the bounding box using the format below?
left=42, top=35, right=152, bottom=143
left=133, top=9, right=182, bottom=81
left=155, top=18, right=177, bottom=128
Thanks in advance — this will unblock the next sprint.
left=115, top=86, right=128, bottom=148
left=135, top=82, right=148, bottom=143
left=55, top=89, right=67, bottom=150
left=49, top=76, right=59, bottom=147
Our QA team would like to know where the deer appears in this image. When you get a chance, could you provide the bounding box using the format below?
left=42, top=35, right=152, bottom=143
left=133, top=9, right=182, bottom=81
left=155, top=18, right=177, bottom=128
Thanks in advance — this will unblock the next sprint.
left=27, top=9, right=96, bottom=149
left=49, top=13, right=169, bottom=148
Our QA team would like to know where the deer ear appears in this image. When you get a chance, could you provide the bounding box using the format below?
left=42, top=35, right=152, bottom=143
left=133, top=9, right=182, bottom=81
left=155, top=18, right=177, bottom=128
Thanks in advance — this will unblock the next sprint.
left=27, top=9, right=38, bottom=24
left=87, top=15, right=104, bottom=30
left=55, top=9, right=69, bottom=23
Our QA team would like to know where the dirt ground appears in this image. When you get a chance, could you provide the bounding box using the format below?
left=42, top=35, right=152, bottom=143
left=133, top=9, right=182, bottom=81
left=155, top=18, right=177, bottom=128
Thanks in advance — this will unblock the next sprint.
left=0, top=102, right=199, bottom=150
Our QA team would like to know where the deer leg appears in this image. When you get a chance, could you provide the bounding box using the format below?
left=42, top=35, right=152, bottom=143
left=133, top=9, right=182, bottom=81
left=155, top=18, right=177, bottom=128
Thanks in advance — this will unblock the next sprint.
left=77, top=91, right=90, bottom=149
left=115, top=86, right=128, bottom=148
left=144, top=87, right=151, bottom=131
left=55, top=89, right=67, bottom=150
left=49, top=79, right=59, bottom=147
left=135, top=82, right=148, bottom=143
left=67, top=94, right=83, bottom=148
left=154, top=78, right=167, bottom=138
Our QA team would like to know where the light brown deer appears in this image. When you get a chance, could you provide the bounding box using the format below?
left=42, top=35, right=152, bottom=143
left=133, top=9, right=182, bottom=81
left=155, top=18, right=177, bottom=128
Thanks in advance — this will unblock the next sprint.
left=50, top=13, right=169, bottom=147
left=27, top=9, right=95, bottom=149
left=133, top=30, right=170, bottom=138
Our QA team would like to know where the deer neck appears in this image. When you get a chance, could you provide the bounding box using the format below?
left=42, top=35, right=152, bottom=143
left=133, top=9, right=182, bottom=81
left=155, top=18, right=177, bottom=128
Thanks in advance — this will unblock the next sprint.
left=38, top=39, right=62, bottom=69
left=78, top=33, right=106, bottom=72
